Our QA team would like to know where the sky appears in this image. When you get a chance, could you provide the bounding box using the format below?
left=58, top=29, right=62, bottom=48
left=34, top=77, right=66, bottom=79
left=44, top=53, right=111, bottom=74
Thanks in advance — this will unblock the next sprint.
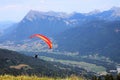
left=0, top=0, right=120, bottom=22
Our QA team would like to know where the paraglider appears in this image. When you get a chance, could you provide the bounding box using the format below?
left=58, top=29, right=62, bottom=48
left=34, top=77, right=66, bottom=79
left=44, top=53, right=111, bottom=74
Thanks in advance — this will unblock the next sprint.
left=30, top=34, right=52, bottom=49
left=34, top=54, right=38, bottom=58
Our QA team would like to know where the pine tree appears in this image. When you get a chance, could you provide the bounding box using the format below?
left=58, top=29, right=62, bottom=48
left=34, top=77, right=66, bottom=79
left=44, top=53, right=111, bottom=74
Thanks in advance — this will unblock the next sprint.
left=104, top=74, right=114, bottom=80
left=92, top=76, right=98, bottom=80
left=117, top=73, right=120, bottom=80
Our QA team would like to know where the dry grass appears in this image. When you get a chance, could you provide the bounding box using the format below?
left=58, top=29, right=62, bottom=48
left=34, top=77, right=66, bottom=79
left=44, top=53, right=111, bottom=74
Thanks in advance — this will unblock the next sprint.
left=9, top=64, right=32, bottom=70
left=0, top=75, right=84, bottom=80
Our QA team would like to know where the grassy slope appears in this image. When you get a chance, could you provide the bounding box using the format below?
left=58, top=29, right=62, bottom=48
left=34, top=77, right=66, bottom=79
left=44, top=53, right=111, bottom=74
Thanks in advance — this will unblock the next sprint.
left=0, top=48, right=82, bottom=77
left=0, top=75, right=84, bottom=80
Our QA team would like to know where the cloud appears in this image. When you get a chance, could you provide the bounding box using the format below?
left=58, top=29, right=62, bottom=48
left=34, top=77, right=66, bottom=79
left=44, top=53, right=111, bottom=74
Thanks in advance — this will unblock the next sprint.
left=39, top=0, right=45, bottom=3
left=0, top=4, right=24, bottom=11
left=0, top=0, right=46, bottom=12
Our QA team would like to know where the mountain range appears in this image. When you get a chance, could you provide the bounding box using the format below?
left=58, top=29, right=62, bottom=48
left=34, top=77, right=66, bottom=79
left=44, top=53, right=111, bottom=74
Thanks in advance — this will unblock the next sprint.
left=0, top=7, right=120, bottom=64
left=0, top=21, right=14, bottom=36
left=1, top=7, right=120, bottom=41
left=55, top=20, right=120, bottom=62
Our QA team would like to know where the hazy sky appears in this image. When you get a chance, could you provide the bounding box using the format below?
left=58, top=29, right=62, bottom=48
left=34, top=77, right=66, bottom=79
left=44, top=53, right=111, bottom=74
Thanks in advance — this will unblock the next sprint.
left=0, top=0, right=120, bottom=21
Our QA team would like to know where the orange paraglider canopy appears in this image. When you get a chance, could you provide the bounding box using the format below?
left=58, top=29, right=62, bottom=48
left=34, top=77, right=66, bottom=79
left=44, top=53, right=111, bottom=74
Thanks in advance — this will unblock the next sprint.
left=30, top=34, right=52, bottom=49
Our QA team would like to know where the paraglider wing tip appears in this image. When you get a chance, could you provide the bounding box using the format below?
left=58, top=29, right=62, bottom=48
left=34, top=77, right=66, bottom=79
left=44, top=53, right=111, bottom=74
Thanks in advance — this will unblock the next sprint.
left=29, top=34, right=36, bottom=38
left=29, top=36, right=32, bottom=38
left=49, top=47, right=52, bottom=49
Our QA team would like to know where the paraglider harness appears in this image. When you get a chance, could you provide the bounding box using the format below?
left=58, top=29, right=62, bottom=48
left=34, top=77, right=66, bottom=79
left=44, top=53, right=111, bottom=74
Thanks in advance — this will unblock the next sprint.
left=34, top=54, right=38, bottom=58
